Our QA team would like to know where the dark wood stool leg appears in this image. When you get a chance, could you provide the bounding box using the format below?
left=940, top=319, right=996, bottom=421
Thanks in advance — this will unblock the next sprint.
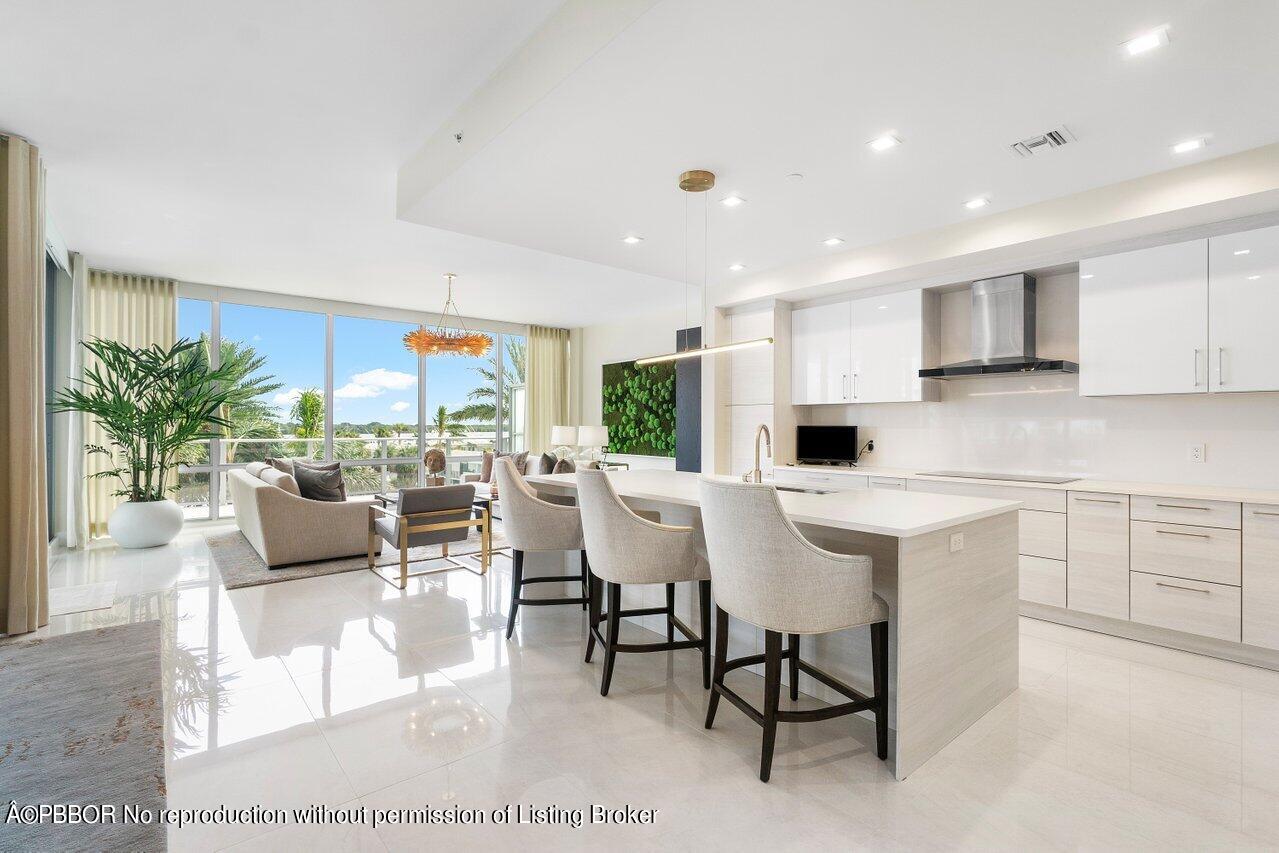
left=871, top=619, right=889, bottom=760
left=600, top=582, right=622, bottom=696
left=788, top=633, right=800, bottom=701
left=705, top=606, right=729, bottom=728
left=504, top=549, right=524, bottom=640
left=580, top=550, right=590, bottom=611
left=760, top=630, right=783, bottom=782
left=699, top=580, right=712, bottom=689
left=585, top=569, right=601, bottom=663
left=665, top=583, right=675, bottom=642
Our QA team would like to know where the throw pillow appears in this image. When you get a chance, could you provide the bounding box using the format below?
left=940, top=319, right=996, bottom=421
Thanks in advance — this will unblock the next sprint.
left=552, top=457, right=576, bottom=474
left=293, top=460, right=347, bottom=500
left=265, top=457, right=294, bottom=476
left=294, top=463, right=345, bottom=502
left=539, top=452, right=557, bottom=475
left=480, top=451, right=494, bottom=483
left=496, top=450, right=529, bottom=476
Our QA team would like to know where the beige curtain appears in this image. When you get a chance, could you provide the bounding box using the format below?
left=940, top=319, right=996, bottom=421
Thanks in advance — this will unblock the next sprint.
left=85, top=270, right=176, bottom=538
left=526, top=325, right=571, bottom=453
left=0, top=134, right=49, bottom=635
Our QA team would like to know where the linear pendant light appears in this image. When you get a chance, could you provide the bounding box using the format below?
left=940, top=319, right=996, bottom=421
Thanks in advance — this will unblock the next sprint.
left=636, top=169, right=774, bottom=365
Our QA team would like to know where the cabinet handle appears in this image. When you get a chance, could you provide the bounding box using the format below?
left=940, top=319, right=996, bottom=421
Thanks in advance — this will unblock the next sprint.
left=1074, top=497, right=1121, bottom=504
left=852, top=373, right=858, bottom=399
left=841, top=374, right=849, bottom=400
left=1155, top=529, right=1210, bottom=539
left=1155, top=503, right=1210, bottom=511
left=1253, top=510, right=1279, bottom=517
left=1155, top=581, right=1211, bottom=594
left=1218, top=347, right=1226, bottom=386
left=1193, top=348, right=1202, bottom=387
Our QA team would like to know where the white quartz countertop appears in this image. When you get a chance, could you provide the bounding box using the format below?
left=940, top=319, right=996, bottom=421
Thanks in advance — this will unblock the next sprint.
left=525, top=469, right=1020, bottom=538
left=778, top=464, right=1279, bottom=506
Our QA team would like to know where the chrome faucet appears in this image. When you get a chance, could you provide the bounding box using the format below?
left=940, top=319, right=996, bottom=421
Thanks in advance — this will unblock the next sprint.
left=747, top=423, right=772, bottom=483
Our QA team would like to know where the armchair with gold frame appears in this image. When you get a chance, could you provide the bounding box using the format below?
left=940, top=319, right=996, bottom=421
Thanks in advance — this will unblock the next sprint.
left=367, top=484, right=491, bottom=589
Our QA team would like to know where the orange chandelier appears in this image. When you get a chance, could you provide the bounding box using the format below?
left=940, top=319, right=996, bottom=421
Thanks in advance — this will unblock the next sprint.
left=403, top=273, right=492, bottom=357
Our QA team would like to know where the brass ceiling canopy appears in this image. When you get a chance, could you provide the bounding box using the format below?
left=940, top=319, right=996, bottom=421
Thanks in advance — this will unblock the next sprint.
left=678, top=169, right=716, bottom=192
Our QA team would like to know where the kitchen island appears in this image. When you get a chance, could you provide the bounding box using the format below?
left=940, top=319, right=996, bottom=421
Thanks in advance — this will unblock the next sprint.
left=526, top=469, right=1021, bottom=779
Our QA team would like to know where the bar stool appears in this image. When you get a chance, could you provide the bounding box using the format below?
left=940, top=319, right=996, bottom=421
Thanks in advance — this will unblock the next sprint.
left=576, top=468, right=711, bottom=696
left=697, top=477, right=890, bottom=783
left=494, top=457, right=590, bottom=640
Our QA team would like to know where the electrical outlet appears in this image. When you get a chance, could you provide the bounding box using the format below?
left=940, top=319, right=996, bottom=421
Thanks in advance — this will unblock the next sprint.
left=1188, top=444, right=1205, bottom=463
left=950, top=533, right=964, bottom=553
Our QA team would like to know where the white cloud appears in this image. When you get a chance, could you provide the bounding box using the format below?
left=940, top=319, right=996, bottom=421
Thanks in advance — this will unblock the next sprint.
left=272, top=388, right=303, bottom=406
left=334, top=382, right=382, bottom=399
left=351, top=368, right=416, bottom=390
left=389, top=401, right=411, bottom=413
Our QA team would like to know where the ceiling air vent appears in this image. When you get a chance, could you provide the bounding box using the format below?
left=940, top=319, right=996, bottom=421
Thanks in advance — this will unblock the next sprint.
left=1009, top=126, right=1076, bottom=158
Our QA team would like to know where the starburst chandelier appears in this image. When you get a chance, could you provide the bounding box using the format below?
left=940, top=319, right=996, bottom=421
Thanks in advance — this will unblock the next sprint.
left=403, top=273, right=492, bottom=357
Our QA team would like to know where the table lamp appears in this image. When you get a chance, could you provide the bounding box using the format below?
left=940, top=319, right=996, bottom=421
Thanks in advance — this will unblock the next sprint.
left=577, top=425, right=609, bottom=465
left=550, top=425, right=578, bottom=460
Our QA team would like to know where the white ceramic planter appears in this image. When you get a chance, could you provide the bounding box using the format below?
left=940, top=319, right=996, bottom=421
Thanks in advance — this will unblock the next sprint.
left=108, top=499, right=185, bottom=548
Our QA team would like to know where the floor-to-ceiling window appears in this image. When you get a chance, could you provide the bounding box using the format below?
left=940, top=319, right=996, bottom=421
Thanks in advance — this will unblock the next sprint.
left=175, top=293, right=525, bottom=519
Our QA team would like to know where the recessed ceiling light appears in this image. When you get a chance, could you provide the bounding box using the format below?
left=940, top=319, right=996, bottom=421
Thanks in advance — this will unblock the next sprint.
left=1122, top=25, right=1169, bottom=56
left=1234, top=249, right=1251, bottom=255
left=867, top=133, right=900, bottom=152
left=621, top=235, right=643, bottom=244
left=720, top=195, right=746, bottom=208
left=728, top=263, right=746, bottom=272
left=877, top=305, right=889, bottom=310
left=823, top=237, right=845, bottom=247
left=964, top=196, right=990, bottom=210
left=1171, top=137, right=1206, bottom=154
left=1248, top=274, right=1261, bottom=280
left=1080, top=273, right=1095, bottom=280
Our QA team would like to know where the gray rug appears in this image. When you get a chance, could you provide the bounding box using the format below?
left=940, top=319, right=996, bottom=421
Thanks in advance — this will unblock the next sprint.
left=206, top=528, right=508, bottom=590
left=0, top=621, right=166, bottom=853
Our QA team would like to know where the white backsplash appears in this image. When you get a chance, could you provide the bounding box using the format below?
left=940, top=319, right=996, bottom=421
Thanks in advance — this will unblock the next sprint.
left=802, top=272, right=1279, bottom=489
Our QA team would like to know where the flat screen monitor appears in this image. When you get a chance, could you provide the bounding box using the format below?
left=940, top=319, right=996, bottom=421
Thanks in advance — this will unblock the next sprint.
left=796, top=425, right=858, bottom=465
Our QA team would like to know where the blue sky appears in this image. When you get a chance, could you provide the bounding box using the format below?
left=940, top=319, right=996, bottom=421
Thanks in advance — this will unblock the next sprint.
left=178, top=299, right=501, bottom=425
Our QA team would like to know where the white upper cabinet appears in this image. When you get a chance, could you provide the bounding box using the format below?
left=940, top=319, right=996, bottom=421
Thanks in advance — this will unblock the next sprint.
left=790, top=301, right=850, bottom=404
left=850, top=289, right=929, bottom=403
left=1079, top=239, right=1208, bottom=396
left=1208, top=225, right=1279, bottom=393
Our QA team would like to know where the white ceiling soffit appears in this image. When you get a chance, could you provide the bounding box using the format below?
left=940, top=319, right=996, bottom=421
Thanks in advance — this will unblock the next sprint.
left=400, top=0, right=1279, bottom=292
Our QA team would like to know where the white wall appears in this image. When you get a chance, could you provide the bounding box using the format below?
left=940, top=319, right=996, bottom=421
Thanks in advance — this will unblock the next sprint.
left=574, top=306, right=686, bottom=470
left=801, top=271, right=1279, bottom=489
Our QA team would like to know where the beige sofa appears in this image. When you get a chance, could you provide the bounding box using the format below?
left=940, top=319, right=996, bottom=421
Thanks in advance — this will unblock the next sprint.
left=228, top=462, right=378, bottom=567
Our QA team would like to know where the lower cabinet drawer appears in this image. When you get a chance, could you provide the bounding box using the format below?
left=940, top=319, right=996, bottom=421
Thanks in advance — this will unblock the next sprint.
left=1130, top=521, right=1241, bottom=585
left=1129, top=571, right=1241, bottom=642
left=774, top=469, right=868, bottom=490
left=1019, top=555, right=1066, bottom=607
left=868, top=476, right=907, bottom=490
left=1019, top=510, right=1066, bottom=560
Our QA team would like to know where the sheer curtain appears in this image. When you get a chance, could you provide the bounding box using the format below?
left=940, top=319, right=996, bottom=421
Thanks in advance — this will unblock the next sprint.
left=0, top=133, right=49, bottom=635
left=84, top=270, right=176, bottom=538
left=526, top=325, right=570, bottom=453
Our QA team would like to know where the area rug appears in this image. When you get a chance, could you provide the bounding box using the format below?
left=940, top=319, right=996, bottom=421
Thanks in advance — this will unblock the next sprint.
left=0, top=621, right=166, bottom=853
left=206, top=528, right=509, bottom=590
left=48, top=581, right=118, bottom=616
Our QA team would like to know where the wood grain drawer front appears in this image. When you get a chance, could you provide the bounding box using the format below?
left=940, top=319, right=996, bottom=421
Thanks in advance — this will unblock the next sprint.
left=1130, top=521, right=1241, bottom=585
left=1020, top=555, right=1066, bottom=607
left=1243, top=504, right=1279, bottom=650
left=1130, top=571, right=1242, bottom=642
left=1130, top=495, right=1241, bottom=530
left=1020, top=510, right=1066, bottom=560
left=908, top=479, right=1066, bottom=512
left=1067, top=492, right=1130, bottom=619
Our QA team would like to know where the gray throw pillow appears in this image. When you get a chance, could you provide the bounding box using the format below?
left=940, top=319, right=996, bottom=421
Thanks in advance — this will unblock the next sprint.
left=496, top=450, right=529, bottom=476
left=539, top=452, right=558, bottom=475
left=552, top=457, right=576, bottom=474
left=265, top=457, right=294, bottom=475
left=293, top=460, right=347, bottom=500
left=294, top=463, right=345, bottom=502
left=480, top=451, right=494, bottom=483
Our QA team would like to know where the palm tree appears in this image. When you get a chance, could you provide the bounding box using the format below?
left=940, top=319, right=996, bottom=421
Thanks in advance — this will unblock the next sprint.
left=428, top=404, right=468, bottom=449
left=392, top=422, right=412, bottom=437
left=290, top=388, right=324, bottom=438
left=450, top=336, right=526, bottom=424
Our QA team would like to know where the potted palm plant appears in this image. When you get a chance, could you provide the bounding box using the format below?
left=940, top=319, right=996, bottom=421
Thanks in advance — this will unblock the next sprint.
left=51, top=338, right=241, bottom=548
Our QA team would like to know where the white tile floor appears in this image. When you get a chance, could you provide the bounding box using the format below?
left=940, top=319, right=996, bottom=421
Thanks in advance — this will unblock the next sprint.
left=21, top=522, right=1279, bottom=850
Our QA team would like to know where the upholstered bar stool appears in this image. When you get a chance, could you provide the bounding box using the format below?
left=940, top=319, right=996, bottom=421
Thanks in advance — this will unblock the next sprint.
left=494, top=457, right=590, bottom=640
left=697, top=477, right=890, bottom=783
left=576, top=469, right=712, bottom=696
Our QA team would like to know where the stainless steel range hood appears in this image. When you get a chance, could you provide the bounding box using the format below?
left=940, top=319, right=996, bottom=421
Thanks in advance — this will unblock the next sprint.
left=919, top=273, right=1078, bottom=379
